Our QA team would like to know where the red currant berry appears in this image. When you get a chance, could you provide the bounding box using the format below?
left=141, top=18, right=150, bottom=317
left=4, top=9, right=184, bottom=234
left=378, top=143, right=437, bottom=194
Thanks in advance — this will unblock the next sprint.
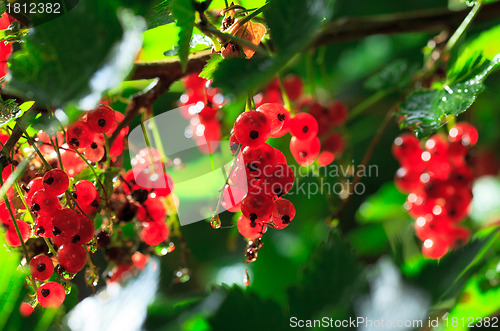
left=322, top=133, right=345, bottom=156
left=283, top=74, right=304, bottom=101
left=183, top=73, right=207, bottom=92
left=84, top=141, right=105, bottom=162
left=242, top=143, right=277, bottom=179
left=79, top=195, right=101, bottom=215
left=66, top=121, right=94, bottom=149
left=317, top=151, right=335, bottom=166
left=241, top=190, right=274, bottom=222
left=140, top=221, right=169, bottom=246
left=51, top=208, right=80, bottom=243
left=57, top=242, right=87, bottom=274
left=30, top=254, right=54, bottom=280
left=392, top=133, right=423, bottom=167
left=272, top=199, right=296, bottom=229
left=394, top=167, right=423, bottom=193
left=5, top=220, right=30, bottom=247
left=74, top=180, right=98, bottom=205
left=288, top=113, right=318, bottom=140
left=19, top=302, right=34, bottom=317
left=233, top=111, right=271, bottom=146
left=37, top=282, right=65, bottom=308
left=26, top=177, right=44, bottom=206
left=445, top=225, right=470, bottom=249
left=448, top=122, right=478, bottom=147
left=422, top=237, right=449, bottom=259
left=237, top=214, right=266, bottom=240
left=256, top=103, right=289, bottom=136
left=34, top=215, right=55, bottom=238
left=290, top=136, right=321, bottom=166
left=31, top=189, right=61, bottom=215
left=72, top=214, right=95, bottom=244
left=43, top=169, right=69, bottom=196
left=87, top=105, right=116, bottom=133
left=262, top=163, right=295, bottom=197
left=137, top=196, right=167, bottom=222
left=326, top=101, right=348, bottom=126
left=132, top=252, right=148, bottom=270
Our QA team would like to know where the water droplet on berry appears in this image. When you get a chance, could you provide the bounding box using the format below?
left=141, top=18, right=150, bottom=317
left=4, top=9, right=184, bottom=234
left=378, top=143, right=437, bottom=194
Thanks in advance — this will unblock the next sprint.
left=57, top=265, right=76, bottom=280
left=87, top=238, right=98, bottom=253
left=63, top=282, right=72, bottom=295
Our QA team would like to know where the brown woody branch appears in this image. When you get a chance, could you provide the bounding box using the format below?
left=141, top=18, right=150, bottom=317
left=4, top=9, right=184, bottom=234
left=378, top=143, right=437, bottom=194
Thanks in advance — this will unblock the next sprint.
left=314, top=1, right=500, bottom=47
left=108, top=50, right=211, bottom=146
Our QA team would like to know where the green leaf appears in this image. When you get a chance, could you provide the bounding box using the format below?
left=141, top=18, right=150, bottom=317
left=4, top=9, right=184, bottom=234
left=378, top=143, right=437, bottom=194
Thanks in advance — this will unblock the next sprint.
left=356, top=182, right=407, bottom=223
left=0, top=235, right=25, bottom=331
left=287, top=232, right=365, bottom=319
left=398, top=54, right=500, bottom=137
left=0, top=99, right=20, bottom=127
left=365, top=59, right=419, bottom=91
left=407, top=234, right=497, bottom=302
left=164, top=34, right=211, bottom=57
left=265, top=0, right=335, bottom=53
left=208, top=286, right=288, bottom=331
left=4, top=0, right=146, bottom=109
left=199, top=54, right=224, bottom=80
left=169, top=0, right=196, bottom=72
left=146, top=0, right=174, bottom=29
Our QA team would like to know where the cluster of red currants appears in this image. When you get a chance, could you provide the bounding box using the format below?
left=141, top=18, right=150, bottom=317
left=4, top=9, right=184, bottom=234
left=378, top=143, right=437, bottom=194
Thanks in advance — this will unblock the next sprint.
left=392, top=123, right=478, bottom=259
left=178, top=73, right=226, bottom=154
left=255, top=74, right=348, bottom=166
left=0, top=103, right=173, bottom=314
left=228, top=104, right=297, bottom=242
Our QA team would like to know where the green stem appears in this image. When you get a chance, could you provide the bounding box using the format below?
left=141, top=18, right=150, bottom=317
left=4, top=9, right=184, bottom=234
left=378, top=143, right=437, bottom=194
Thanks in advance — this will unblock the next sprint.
left=213, top=145, right=241, bottom=219
left=232, top=3, right=269, bottom=29
left=278, top=73, right=294, bottom=114
left=306, top=49, right=317, bottom=98
left=0, top=174, right=38, bottom=291
left=16, top=120, right=52, bottom=170
left=445, top=1, right=483, bottom=53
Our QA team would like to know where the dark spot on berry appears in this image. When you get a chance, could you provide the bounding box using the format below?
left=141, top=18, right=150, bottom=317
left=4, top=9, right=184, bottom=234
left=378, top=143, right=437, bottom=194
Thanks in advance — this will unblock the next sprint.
left=449, top=209, right=457, bottom=217
left=230, top=142, right=239, bottom=154
left=36, top=263, right=46, bottom=272
left=299, top=151, right=307, bottom=158
left=302, top=126, right=309, bottom=133
left=249, top=213, right=257, bottom=222
left=246, top=162, right=258, bottom=172
left=36, top=227, right=45, bottom=236
left=131, top=189, right=149, bottom=204
left=91, top=200, right=99, bottom=208
left=69, top=138, right=79, bottom=147
left=32, top=203, right=41, bottom=212
left=2, top=223, right=9, bottom=231
left=72, top=192, right=78, bottom=199
left=52, top=227, right=61, bottom=236
left=249, top=131, right=259, bottom=140
left=41, top=289, right=50, bottom=297
left=277, top=114, right=286, bottom=121
left=98, top=119, right=106, bottom=127
left=274, top=187, right=283, bottom=197
left=90, top=142, right=98, bottom=149
left=43, top=176, right=54, bottom=185
left=71, top=235, right=81, bottom=244
left=281, top=215, right=290, bottom=224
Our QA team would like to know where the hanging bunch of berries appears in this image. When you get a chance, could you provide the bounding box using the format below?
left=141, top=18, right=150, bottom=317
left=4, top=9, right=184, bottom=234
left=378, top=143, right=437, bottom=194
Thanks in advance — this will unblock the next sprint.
left=392, top=122, right=478, bottom=259
left=0, top=102, right=175, bottom=313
